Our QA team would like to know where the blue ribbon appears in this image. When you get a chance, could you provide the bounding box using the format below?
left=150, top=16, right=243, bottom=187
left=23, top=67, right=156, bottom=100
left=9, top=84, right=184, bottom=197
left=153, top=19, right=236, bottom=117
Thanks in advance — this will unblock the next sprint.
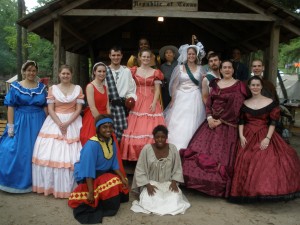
left=95, top=118, right=114, bottom=128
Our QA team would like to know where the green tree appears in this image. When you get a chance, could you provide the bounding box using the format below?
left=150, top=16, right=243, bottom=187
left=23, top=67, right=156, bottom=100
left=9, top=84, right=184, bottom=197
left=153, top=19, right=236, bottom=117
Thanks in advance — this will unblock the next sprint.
left=279, top=37, right=300, bottom=73
left=0, top=0, right=18, bottom=75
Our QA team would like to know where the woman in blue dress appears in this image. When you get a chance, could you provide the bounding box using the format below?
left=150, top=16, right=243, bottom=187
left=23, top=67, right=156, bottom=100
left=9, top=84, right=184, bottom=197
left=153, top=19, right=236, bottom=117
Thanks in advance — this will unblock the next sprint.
left=68, top=114, right=129, bottom=224
left=0, top=61, right=47, bottom=193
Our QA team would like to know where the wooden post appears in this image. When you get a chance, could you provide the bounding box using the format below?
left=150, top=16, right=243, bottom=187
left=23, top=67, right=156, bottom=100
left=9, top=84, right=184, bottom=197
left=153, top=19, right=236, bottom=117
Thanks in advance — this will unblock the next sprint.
left=263, top=48, right=269, bottom=78
left=268, top=23, right=280, bottom=86
left=66, top=51, right=80, bottom=84
left=53, top=18, right=62, bottom=83
left=79, top=55, right=89, bottom=89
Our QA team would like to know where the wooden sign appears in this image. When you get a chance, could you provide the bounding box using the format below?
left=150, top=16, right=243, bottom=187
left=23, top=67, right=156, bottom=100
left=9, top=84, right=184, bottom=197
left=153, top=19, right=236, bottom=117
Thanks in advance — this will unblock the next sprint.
left=132, top=0, right=198, bottom=11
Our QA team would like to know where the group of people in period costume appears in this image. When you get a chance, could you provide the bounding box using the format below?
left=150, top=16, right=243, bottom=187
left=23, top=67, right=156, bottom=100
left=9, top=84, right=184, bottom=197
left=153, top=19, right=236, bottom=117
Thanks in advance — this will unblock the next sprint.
left=0, top=35, right=300, bottom=224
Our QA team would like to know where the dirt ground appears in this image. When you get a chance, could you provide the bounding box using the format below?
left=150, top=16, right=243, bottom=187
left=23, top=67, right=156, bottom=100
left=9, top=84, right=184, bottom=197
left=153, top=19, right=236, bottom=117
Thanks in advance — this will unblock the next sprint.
left=1, top=126, right=300, bottom=225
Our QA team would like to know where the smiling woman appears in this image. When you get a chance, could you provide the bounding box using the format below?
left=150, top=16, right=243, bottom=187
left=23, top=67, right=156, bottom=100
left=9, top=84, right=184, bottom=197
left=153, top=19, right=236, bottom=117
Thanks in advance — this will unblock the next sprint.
left=32, top=64, right=85, bottom=199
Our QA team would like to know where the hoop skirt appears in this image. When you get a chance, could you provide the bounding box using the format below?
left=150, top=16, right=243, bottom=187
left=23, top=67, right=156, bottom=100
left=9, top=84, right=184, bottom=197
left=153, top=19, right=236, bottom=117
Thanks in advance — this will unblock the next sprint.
left=0, top=82, right=47, bottom=193
left=165, top=65, right=206, bottom=150
left=121, top=67, right=165, bottom=161
left=180, top=80, right=247, bottom=197
left=230, top=102, right=300, bottom=202
left=32, top=85, right=84, bottom=198
left=80, top=84, right=108, bottom=146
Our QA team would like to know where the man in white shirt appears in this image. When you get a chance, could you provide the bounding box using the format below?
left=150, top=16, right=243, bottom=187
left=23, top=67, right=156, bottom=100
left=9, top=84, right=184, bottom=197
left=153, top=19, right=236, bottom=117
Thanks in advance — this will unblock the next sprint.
left=106, top=46, right=137, bottom=141
left=202, top=53, right=221, bottom=104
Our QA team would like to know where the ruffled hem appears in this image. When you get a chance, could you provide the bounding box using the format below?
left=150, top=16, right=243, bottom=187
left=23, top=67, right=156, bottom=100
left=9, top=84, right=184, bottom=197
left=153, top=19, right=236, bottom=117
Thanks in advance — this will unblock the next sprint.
left=32, top=157, right=75, bottom=169
left=32, top=165, right=76, bottom=198
left=38, top=132, right=80, bottom=144
left=32, top=186, right=71, bottom=198
left=11, top=81, right=46, bottom=96
left=229, top=191, right=300, bottom=203
left=121, top=136, right=154, bottom=161
left=0, top=185, right=32, bottom=193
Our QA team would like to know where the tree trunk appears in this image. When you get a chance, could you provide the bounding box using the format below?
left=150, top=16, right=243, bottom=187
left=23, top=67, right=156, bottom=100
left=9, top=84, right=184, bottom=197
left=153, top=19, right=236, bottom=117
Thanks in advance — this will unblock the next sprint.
left=17, top=0, right=24, bottom=80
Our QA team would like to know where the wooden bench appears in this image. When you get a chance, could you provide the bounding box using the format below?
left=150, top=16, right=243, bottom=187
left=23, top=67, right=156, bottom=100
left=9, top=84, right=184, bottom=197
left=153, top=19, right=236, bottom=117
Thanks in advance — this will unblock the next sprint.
left=0, top=120, right=7, bottom=137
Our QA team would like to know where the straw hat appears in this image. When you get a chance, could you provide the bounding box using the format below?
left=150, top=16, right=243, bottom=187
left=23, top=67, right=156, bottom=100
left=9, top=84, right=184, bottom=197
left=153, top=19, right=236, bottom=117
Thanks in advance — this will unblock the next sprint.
left=159, top=45, right=179, bottom=61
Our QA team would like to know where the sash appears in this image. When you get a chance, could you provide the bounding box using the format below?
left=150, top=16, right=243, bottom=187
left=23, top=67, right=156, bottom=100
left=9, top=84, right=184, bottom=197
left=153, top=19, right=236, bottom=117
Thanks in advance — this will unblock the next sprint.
left=184, top=63, right=199, bottom=86
left=206, top=73, right=215, bottom=82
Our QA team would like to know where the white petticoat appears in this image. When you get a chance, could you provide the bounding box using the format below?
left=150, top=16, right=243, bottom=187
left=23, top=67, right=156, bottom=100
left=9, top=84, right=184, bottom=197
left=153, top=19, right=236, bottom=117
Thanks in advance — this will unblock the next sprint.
left=165, top=87, right=205, bottom=150
left=32, top=112, right=82, bottom=198
left=131, top=181, right=191, bottom=215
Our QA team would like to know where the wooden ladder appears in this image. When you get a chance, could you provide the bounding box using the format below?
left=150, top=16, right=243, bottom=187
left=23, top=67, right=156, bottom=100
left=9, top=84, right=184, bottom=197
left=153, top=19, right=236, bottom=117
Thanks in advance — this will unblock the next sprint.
left=0, top=120, right=7, bottom=137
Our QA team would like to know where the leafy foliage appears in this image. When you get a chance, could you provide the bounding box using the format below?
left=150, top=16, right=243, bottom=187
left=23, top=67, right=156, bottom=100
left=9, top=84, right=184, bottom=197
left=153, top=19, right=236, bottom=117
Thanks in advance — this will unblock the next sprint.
left=279, top=37, right=300, bottom=73
left=0, top=0, right=18, bottom=75
left=0, top=0, right=53, bottom=77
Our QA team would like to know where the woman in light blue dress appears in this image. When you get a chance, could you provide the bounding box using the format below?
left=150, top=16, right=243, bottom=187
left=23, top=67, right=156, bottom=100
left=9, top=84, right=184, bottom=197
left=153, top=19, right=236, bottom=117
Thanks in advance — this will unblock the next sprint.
left=0, top=61, right=47, bottom=193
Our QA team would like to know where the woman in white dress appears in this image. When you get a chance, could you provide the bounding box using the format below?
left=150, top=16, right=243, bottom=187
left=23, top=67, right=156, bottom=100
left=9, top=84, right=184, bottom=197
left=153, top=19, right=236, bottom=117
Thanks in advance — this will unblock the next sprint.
left=32, top=65, right=84, bottom=198
left=165, top=37, right=206, bottom=150
left=131, top=125, right=190, bottom=215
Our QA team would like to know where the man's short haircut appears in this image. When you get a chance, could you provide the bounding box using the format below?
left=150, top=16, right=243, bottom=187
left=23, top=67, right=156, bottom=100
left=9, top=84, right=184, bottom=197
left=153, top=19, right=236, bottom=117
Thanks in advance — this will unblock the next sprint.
left=109, top=46, right=123, bottom=54
left=207, top=53, right=221, bottom=61
left=252, top=59, right=264, bottom=65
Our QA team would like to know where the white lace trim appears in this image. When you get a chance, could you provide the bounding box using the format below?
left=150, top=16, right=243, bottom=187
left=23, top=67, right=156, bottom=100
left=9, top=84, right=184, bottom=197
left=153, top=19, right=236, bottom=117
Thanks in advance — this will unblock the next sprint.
left=51, top=85, right=81, bottom=103
left=122, top=134, right=153, bottom=139
left=129, top=111, right=164, bottom=117
left=154, top=80, right=162, bottom=84
left=11, top=82, right=46, bottom=97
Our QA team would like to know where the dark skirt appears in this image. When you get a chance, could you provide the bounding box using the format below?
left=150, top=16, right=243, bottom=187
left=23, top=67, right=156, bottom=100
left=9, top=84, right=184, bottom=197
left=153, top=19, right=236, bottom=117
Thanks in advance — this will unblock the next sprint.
left=68, top=172, right=129, bottom=224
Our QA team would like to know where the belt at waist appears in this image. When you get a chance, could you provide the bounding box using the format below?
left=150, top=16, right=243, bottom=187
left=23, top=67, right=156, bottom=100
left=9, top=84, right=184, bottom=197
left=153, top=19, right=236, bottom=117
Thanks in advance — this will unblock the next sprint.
left=110, top=98, right=125, bottom=107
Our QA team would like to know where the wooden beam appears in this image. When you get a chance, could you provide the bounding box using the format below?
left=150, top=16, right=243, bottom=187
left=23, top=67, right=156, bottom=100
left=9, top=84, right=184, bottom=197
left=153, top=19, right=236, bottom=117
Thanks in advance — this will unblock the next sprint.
left=240, top=28, right=268, bottom=44
left=190, top=19, right=237, bottom=41
left=268, top=23, right=280, bottom=86
left=27, top=0, right=92, bottom=32
left=53, top=19, right=62, bottom=83
left=65, top=17, right=135, bottom=51
left=188, top=19, right=233, bottom=43
left=60, top=17, right=88, bottom=43
left=233, top=0, right=300, bottom=36
left=64, top=9, right=274, bottom=21
left=266, top=6, right=277, bottom=14
left=188, top=19, right=256, bottom=52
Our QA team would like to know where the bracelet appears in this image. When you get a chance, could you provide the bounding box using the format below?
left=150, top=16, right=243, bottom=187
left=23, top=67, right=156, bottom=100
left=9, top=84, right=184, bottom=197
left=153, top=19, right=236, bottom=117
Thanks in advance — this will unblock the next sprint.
left=207, top=116, right=212, bottom=120
left=266, top=136, right=271, bottom=140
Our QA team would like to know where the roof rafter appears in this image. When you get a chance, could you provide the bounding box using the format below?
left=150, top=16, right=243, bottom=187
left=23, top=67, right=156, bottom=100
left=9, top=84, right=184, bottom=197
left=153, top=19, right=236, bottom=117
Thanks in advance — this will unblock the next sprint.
left=63, top=9, right=274, bottom=21
left=233, top=0, right=300, bottom=36
left=27, top=0, right=92, bottom=32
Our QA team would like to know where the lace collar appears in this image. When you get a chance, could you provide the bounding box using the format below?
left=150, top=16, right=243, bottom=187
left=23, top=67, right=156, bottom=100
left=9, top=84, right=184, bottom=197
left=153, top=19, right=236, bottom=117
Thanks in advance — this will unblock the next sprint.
left=11, top=81, right=46, bottom=96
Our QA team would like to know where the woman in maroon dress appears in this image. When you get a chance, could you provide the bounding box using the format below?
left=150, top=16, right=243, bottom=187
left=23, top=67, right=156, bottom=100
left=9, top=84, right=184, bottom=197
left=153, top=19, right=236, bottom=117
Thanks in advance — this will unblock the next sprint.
left=230, top=76, right=300, bottom=202
left=180, top=60, right=247, bottom=197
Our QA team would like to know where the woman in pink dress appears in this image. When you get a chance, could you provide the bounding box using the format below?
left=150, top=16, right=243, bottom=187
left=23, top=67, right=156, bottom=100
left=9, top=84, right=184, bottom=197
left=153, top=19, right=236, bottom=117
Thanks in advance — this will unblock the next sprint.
left=121, top=49, right=165, bottom=161
left=80, top=62, right=110, bottom=146
left=230, top=76, right=300, bottom=202
left=180, top=60, right=247, bottom=198
left=32, top=65, right=84, bottom=198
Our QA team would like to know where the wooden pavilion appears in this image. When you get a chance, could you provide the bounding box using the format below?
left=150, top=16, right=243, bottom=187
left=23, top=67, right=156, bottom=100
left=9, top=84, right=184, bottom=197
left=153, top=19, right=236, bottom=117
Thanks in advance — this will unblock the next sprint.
left=18, top=0, right=300, bottom=87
